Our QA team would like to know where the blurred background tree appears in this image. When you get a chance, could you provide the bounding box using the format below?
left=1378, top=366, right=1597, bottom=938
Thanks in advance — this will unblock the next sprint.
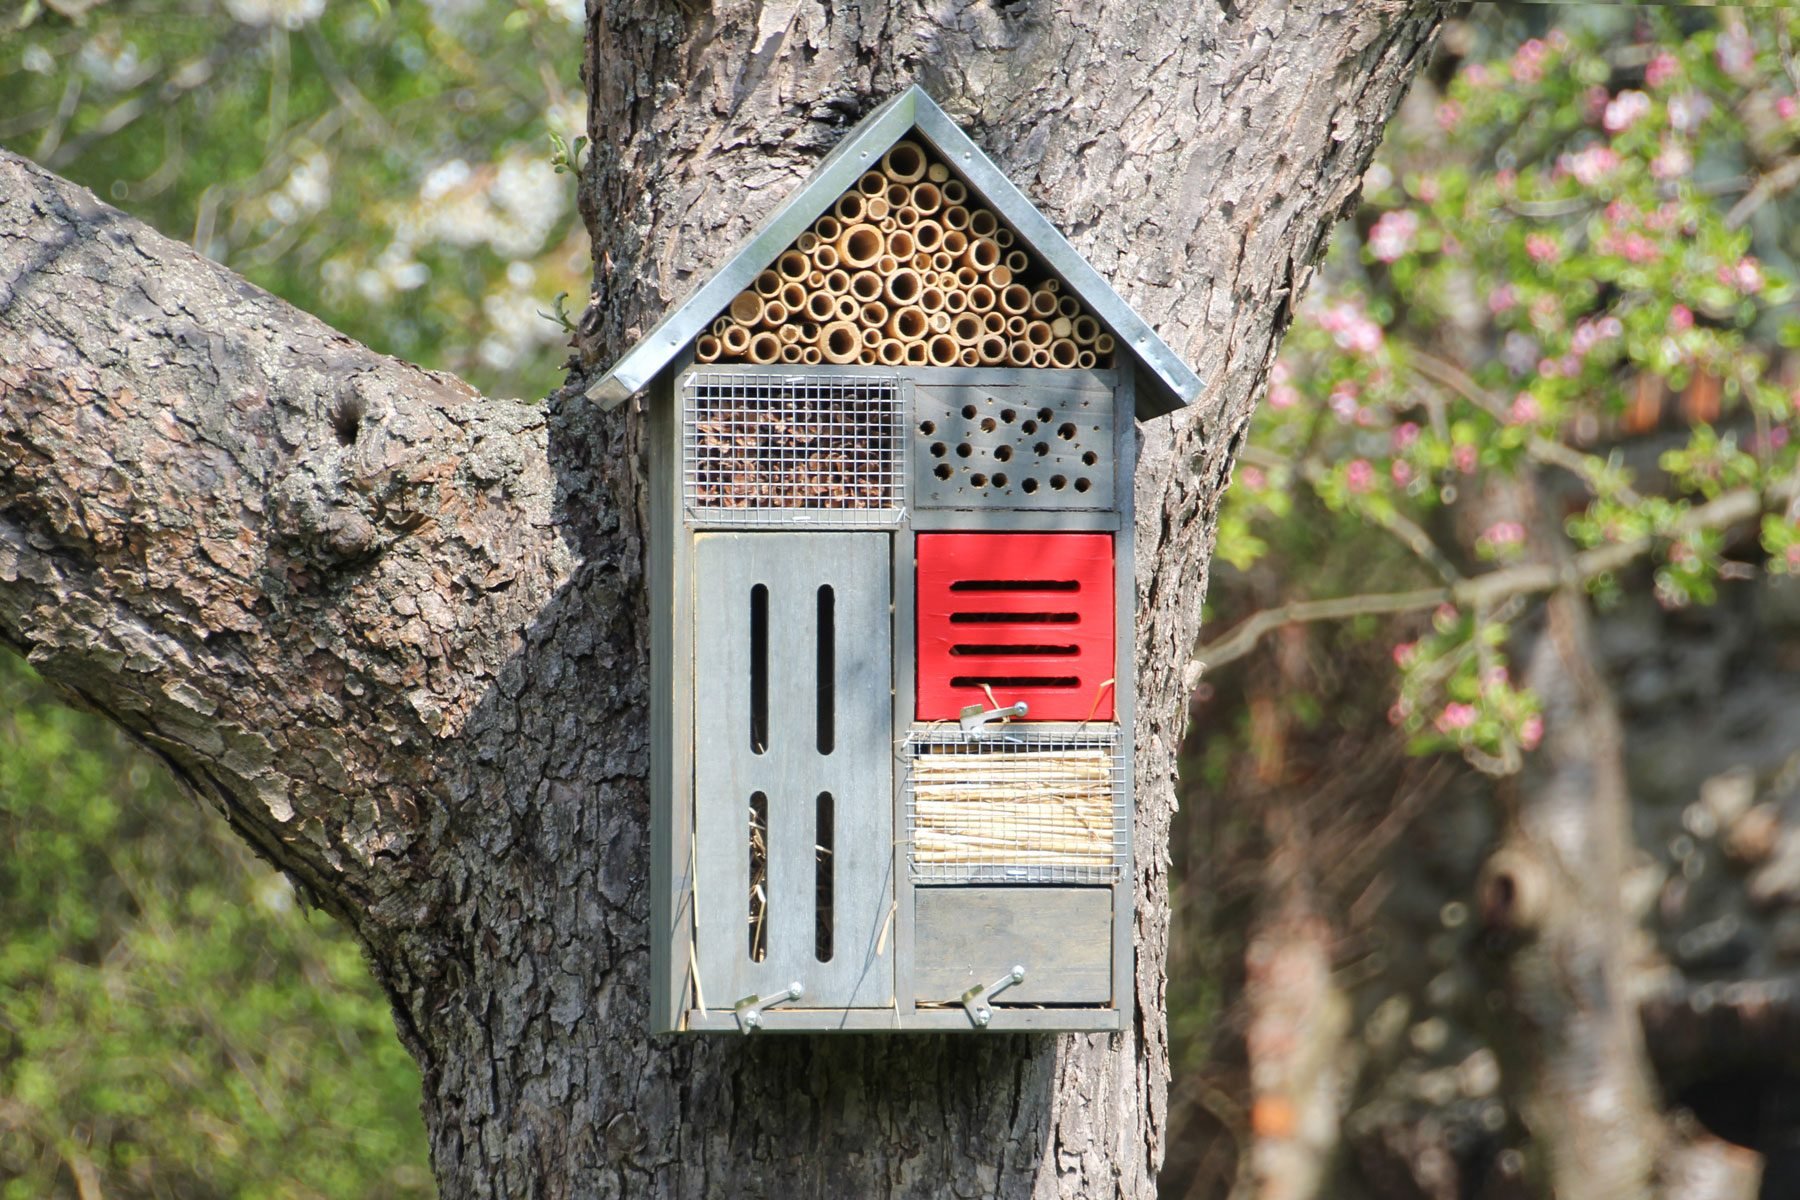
left=1, top=0, right=591, bottom=1193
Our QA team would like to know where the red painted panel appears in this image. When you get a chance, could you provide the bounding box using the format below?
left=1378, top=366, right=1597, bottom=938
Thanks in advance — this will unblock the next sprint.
left=916, top=532, right=1115, bottom=721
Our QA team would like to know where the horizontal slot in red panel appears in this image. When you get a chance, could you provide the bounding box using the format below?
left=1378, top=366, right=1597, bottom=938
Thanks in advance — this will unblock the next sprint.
left=917, top=532, right=1115, bottom=721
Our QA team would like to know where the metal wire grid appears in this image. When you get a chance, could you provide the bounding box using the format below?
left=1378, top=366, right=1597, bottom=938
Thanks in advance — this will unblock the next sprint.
left=682, top=372, right=907, bottom=526
left=903, top=727, right=1126, bottom=884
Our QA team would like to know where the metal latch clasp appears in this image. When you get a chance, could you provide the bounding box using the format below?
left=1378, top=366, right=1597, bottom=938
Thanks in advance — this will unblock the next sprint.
left=959, top=700, right=1029, bottom=733
left=960, top=965, right=1026, bottom=1028
left=733, top=982, right=803, bottom=1033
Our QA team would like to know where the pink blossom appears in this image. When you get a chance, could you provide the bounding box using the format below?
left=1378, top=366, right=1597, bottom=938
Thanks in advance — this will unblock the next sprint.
left=1436, top=101, right=1462, bottom=132
left=1392, top=641, right=1416, bottom=667
left=1716, top=27, right=1755, bottom=80
left=1512, top=38, right=1548, bottom=85
left=1603, top=90, right=1651, bottom=133
left=1645, top=51, right=1680, bottom=89
left=1669, top=304, right=1694, bottom=332
left=1392, top=421, right=1421, bottom=451
left=1561, top=145, right=1621, bottom=187
left=1435, top=703, right=1478, bottom=733
left=1494, top=168, right=1517, bottom=193
left=1329, top=380, right=1360, bottom=421
left=1525, top=233, right=1562, bottom=265
left=1391, top=459, right=1414, bottom=487
left=1388, top=701, right=1411, bottom=726
left=1368, top=210, right=1420, bottom=263
left=1481, top=665, right=1510, bottom=690
left=1730, top=256, right=1765, bottom=294
left=1598, top=230, right=1661, bottom=264
left=1584, top=85, right=1612, bottom=124
left=1488, top=284, right=1517, bottom=315
left=1345, top=459, right=1375, bottom=494
left=1651, top=140, right=1692, bottom=181
left=1668, top=92, right=1712, bottom=133
left=1239, top=466, right=1265, bottom=490
left=1788, top=545, right=1800, bottom=572
left=1268, top=383, right=1299, bottom=410
left=1780, top=96, right=1799, bottom=122
left=1507, top=392, right=1540, bottom=425
left=1462, top=64, right=1493, bottom=90
left=1480, top=520, right=1526, bottom=549
left=1453, top=444, right=1477, bottom=474
left=1271, top=359, right=1290, bottom=384
left=1432, top=604, right=1459, bottom=631
left=1317, top=303, right=1385, bottom=355
left=1415, top=175, right=1441, bottom=205
left=1519, top=714, right=1544, bottom=750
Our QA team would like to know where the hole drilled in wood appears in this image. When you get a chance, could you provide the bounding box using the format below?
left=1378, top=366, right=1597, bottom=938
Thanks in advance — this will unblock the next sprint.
left=815, top=791, right=834, bottom=963
left=750, top=585, right=769, bottom=755
left=950, top=643, right=1079, bottom=656
left=949, top=579, right=1079, bottom=592
left=816, top=585, right=835, bottom=756
left=949, top=611, right=1079, bottom=624
left=949, top=675, right=1080, bottom=688
left=749, top=791, right=769, bottom=962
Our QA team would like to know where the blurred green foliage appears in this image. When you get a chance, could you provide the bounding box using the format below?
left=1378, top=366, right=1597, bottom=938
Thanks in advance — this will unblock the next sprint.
left=0, top=652, right=433, bottom=1198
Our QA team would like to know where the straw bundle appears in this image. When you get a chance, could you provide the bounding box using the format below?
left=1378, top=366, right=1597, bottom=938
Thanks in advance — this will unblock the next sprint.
left=910, top=750, right=1115, bottom=869
left=697, top=140, right=1115, bottom=370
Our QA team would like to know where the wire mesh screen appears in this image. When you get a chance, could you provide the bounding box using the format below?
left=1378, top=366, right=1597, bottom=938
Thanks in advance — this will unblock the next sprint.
left=682, top=372, right=906, bottom=526
left=904, top=728, right=1126, bottom=884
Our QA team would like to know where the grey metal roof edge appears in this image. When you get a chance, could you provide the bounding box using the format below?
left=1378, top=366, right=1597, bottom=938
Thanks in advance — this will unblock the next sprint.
left=907, top=94, right=1201, bottom=418
left=587, top=84, right=1203, bottom=419
left=586, top=88, right=921, bottom=409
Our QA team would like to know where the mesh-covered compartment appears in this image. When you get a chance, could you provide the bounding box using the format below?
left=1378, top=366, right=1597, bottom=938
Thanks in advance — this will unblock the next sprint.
left=904, top=728, right=1126, bottom=884
left=913, top=380, right=1114, bottom=510
left=682, top=372, right=907, bottom=526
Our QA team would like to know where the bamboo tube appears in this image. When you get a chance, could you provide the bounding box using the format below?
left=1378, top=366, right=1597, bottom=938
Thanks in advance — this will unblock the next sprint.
left=1030, top=290, right=1058, bottom=318
left=811, top=244, right=840, bottom=272
left=839, top=224, right=883, bottom=269
left=866, top=196, right=891, bottom=222
left=994, top=228, right=1014, bottom=248
left=1032, top=347, right=1051, bottom=367
left=1026, top=319, right=1053, bottom=347
left=722, top=324, right=751, bottom=355
left=990, top=264, right=1013, bottom=288
left=956, top=266, right=979, bottom=289
left=906, top=340, right=929, bottom=366
left=776, top=251, right=808, bottom=281
left=1007, top=341, right=1033, bottom=367
left=780, top=342, right=803, bottom=363
left=821, top=321, right=861, bottom=364
left=882, top=140, right=927, bottom=184
left=969, top=209, right=998, bottom=238
left=885, top=268, right=923, bottom=307
left=965, top=237, right=1000, bottom=273
left=958, top=346, right=979, bottom=366
left=803, top=345, right=822, bottom=364
left=814, top=215, right=841, bottom=243
left=1000, top=284, right=1031, bottom=315
left=850, top=270, right=883, bottom=302
left=879, top=215, right=898, bottom=233
left=862, top=301, right=890, bottom=328
left=913, top=252, right=933, bottom=271
left=1072, top=315, right=1100, bottom=345
left=799, top=321, right=818, bottom=342
left=835, top=295, right=858, bottom=320
left=761, top=300, right=789, bottom=325
left=777, top=323, right=802, bottom=345
left=1051, top=316, right=1073, bottom=339
left=1077, top=350, right=1096, bottom=369
left=932, top=252, right=954, bottom=272
left=1005, top=249, right=1028, bottom=274
left=1095, top=333, right=1115, bottom=355
left=797, top=231, right=819, bottom=254
left=941, top=229, right=968, bottom=256
left=942, top=204, right=969, bottom=231
left=748, top=332, right=781, bottom=363
left=983, top=311, right=1006, bottom=334
left=781, top=281, right=806, bottom=311
left=808, top=269, right=826, bottom=288
left=886, top=229, right=916, bottom=261
left=919, top=284, right=946, bottom=313
left=1043, top=278, right=1061, bottom=293
left=1058, top=294, right=1080, bottom=318
left=941, top=179, right=967, bottom=205
left=834, top=192, right=866, bottom=223
left=755, top=269, right=783, bottom=296
left=885, top=183, right=909, bottom=209
left=943, top=289, right=967, bottom=314
left=952, top=313, right=983, bottom=344
left=911, top=181, right=942, bottom=215
left=892, top=205, right=919, bottom=229
left=978, top=335, right=1008, bottom=365
left=912, top=221, right=943, bottom=253
left=824, top=269, right=852, bottom=295
left=929, top=311, right=952, bottom=334
left=878, top=256, right=901, bottom=278
left=857, top=170, right=886, bottom=196
left=729, top=291, right=762, bottom=324
left=711, top=315, right=732, bottom=336
left=1050, top=338, right=1079, bottom=367
left=878, top=338, right=907, bottom=366
left=889, top=306, right=928, bottom=341
left=806, top=291, right=836, bottom=322
left=696, top=334, right=722, bottom=362
left=862, top=327, right=882, bottom=349
left=927, top=162, right=950, bottom=183
left=1006, top=315, right=1027, bottom=337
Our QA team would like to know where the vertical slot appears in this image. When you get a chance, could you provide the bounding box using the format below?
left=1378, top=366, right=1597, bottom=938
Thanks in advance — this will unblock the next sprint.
left=815, top=791, right=834, bottom=963
left=750, top=584, right=768, bottom=755
left=749, top=792, right=769, bottom=962
left=816, top=585, right=836, bottom=755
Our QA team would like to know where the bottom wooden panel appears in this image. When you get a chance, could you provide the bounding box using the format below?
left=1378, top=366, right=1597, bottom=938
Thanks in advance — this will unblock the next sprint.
left=913, top=886, right=1112, bottom=1006
left=679, top=1007, right=1122, bottom=1034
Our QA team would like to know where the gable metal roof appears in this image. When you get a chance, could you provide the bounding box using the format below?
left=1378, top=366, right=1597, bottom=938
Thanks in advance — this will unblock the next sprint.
left=585, top=85, right=1201, bottom=418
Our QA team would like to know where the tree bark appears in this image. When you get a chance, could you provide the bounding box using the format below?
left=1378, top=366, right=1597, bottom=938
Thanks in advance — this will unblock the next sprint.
left=0, top=3, right=1449, bottom=1196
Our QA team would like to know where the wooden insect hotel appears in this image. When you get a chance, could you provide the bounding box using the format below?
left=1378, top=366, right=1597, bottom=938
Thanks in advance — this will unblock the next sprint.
left=588, top=87, right=1200, bottom=1032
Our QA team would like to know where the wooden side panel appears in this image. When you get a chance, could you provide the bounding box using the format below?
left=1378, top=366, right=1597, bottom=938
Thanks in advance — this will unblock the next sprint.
left=692, top=532, right=894, bottom=1009
left=913, top=887, right=1112, bottom=1005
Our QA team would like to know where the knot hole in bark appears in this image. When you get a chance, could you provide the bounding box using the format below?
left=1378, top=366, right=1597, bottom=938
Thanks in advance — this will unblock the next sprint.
left=332, top=393, right=365, bottom=446
left=1477, top=848, right=1548, bottom=937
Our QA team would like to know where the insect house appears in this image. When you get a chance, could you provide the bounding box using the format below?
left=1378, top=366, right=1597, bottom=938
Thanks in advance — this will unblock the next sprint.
left=588, top=87, right=1200, bottom=1033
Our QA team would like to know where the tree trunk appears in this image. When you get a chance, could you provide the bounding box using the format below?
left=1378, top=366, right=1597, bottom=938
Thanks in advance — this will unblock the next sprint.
left=0, top=3, right=1449, bottom=1195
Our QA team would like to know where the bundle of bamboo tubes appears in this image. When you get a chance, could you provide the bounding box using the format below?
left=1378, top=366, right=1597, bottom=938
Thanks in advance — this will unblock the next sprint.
left=910, top=750, right=1115, bottom=868
left=697, top=140, right=1117, bottom=371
